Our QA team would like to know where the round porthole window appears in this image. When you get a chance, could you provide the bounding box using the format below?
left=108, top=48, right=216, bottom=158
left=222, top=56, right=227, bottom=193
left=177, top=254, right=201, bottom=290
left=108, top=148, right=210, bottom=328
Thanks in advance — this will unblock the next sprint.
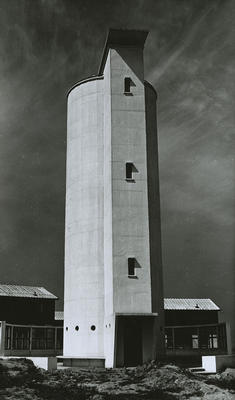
left=66, top=327, right=68, bottom=331
left=91, top=325, right=96, bottom=331
left=75, top=326, right=79, bottom=331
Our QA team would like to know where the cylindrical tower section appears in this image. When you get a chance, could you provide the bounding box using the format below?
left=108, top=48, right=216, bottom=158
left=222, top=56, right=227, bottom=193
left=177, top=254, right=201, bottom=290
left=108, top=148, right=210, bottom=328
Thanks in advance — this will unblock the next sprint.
left=63, top=76, right=104, bottom=358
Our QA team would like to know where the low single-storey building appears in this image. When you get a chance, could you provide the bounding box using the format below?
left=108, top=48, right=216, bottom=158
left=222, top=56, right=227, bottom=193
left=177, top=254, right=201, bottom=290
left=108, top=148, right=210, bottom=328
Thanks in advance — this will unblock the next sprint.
left=164, top=298, right=231, bottom=364
left=0, top=284, right=63, bottom=357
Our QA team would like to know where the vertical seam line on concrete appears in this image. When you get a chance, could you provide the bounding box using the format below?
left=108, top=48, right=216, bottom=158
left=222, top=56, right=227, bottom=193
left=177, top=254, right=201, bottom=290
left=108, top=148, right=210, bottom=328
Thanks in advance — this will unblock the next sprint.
left=109, top=50, right=115, bottom=314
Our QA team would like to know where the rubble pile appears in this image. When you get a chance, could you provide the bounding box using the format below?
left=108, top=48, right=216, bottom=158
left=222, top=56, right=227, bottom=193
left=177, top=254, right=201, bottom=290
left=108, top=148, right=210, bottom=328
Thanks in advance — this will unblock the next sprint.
left=0, top=358, right=235, bottom=399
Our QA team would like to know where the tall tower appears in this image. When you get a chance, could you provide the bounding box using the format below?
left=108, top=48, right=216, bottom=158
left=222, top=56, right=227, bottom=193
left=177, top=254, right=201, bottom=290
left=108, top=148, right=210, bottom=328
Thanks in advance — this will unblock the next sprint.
left=63, top=29, right=164, bottom=368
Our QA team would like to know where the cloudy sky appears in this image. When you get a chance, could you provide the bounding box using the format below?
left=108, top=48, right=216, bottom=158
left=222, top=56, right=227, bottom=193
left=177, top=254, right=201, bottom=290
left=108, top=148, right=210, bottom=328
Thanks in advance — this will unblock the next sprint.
left=0, top=0, right=234, bottom=342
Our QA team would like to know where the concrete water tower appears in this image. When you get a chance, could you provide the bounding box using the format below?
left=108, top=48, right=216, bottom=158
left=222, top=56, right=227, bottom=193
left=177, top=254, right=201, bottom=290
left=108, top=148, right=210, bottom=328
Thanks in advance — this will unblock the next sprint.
left=63, top=29, right=164, bottom=368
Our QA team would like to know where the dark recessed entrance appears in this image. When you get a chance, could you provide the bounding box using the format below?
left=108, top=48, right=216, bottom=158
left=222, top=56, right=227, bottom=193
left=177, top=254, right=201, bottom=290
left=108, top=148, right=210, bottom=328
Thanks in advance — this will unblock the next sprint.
left=124, top=317, right=142, bottom=366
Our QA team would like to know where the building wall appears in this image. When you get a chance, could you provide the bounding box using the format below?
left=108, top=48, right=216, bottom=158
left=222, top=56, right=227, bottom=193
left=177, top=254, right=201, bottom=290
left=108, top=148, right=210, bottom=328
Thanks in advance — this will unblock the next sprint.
left=64, top=38, right=164, bottom=366
left=0, top=298, right=55, bottom=325
left=103, top=53, right=116, bottom=367
left=64, top=77, right=105, bottom=358
left=165, top=310, right=219, bottom=326
left=103, top=52, right=114, bottom=318
left=105, top=47, right=152, bottom=314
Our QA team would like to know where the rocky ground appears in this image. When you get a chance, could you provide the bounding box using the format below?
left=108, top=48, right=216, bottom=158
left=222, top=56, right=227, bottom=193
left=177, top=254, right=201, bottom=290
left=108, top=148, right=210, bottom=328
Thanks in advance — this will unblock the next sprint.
left=0, top=358, right=235, bottom=400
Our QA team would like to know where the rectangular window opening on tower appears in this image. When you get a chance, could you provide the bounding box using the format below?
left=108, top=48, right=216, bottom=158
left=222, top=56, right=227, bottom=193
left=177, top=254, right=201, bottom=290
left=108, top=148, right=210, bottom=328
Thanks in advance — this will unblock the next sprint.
left=128, top=258, right=136, bottom=277
left=126, top=162, right=138, bottom=182
left=126, top=163, right=133, bottom=181
left=124, top=77, right=134, bottom=95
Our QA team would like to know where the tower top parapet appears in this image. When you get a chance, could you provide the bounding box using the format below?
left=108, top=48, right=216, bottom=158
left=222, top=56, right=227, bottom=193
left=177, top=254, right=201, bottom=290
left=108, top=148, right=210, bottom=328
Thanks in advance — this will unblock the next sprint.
left=98, top=29, right=149, bottom=75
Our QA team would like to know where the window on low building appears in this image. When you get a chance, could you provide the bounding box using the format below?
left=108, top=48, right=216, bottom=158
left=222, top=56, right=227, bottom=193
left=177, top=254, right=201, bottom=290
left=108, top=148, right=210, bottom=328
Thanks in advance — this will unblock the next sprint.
left=208, top=334, right=218, bottom=349
left=192, top=334, right=199, bottom=349
left=165, top=334, right=168, bottom=348
left=5, top=326, right=12, bottom=350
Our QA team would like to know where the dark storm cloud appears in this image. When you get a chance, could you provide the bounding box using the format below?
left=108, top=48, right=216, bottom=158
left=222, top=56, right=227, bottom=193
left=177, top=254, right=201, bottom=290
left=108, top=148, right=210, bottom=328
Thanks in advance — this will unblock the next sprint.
left=0, top=0, right=234, bottom=340
left=145, top=1, right=235, bottom=331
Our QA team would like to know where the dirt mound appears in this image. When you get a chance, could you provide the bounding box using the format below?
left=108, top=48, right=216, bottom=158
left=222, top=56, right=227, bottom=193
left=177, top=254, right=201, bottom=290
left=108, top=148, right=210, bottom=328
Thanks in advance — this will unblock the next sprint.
left=0, top=359, right=235, bottom=399
left=205, top=368, right=235, bottom=391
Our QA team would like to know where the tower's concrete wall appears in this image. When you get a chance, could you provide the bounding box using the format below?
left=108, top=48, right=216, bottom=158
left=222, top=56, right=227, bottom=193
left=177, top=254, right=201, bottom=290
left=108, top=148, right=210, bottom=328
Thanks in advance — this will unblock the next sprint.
left=104, top=48, right=152, bottom=314
left=103, top=53, right=116, bottom=368
left=64, top=77, right=105, bottom=358
left=63, top=30, right=165, bottom=367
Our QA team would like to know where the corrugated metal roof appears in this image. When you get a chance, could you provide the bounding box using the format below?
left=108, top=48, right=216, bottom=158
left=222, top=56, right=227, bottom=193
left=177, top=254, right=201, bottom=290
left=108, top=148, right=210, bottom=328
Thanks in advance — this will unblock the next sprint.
left=53, top=299, right=220, bottom=321
left=55, top=311, right=64, bottom=320
left=164, top=298, right=220, bottom=311
left=0, top=284, right=57, bottom=299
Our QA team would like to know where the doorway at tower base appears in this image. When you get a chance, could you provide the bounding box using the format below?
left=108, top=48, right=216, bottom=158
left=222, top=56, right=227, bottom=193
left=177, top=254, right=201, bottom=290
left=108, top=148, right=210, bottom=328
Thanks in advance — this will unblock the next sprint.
left=114, top=314, right=162, bottom=368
